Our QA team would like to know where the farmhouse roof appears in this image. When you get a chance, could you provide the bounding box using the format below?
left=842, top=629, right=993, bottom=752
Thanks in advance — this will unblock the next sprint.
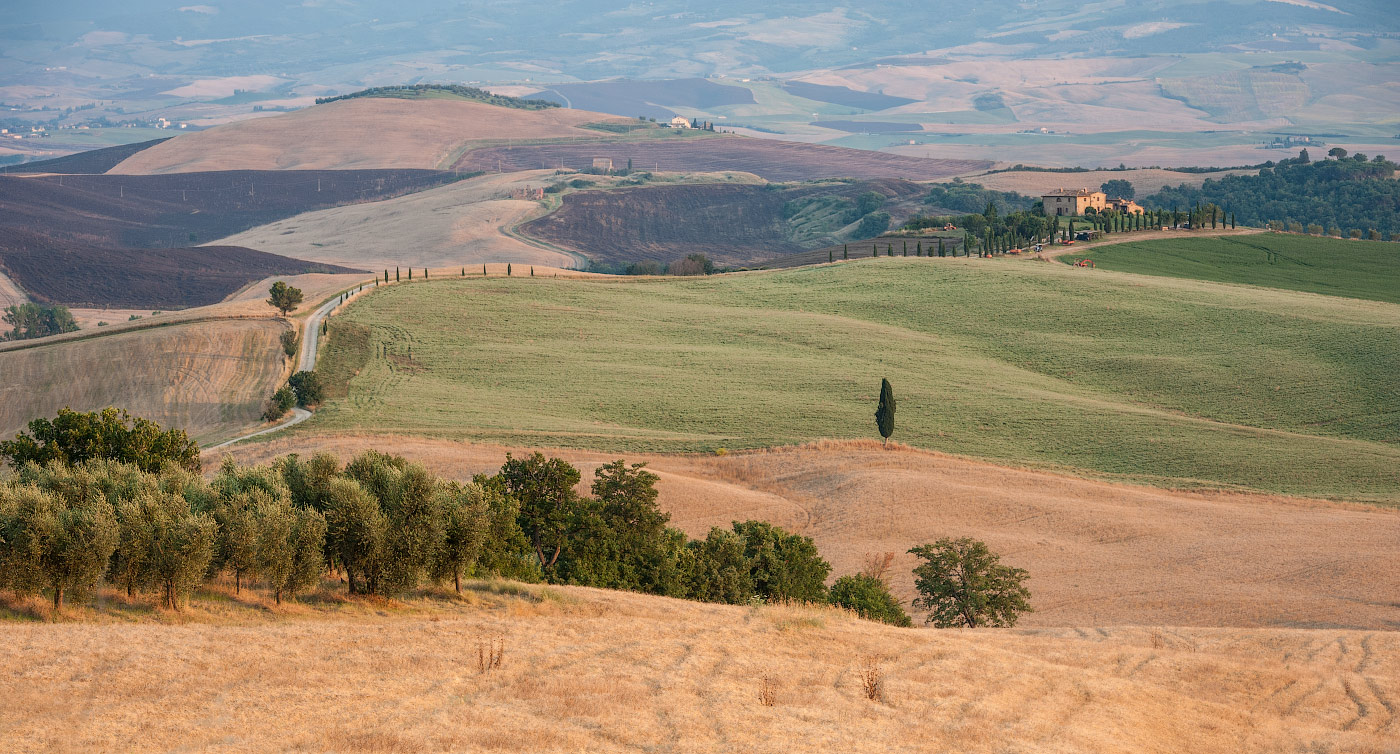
left=1043, top=188, right=1102, bottom=197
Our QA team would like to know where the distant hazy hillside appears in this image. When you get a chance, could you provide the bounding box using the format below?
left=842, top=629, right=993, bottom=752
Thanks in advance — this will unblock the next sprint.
left=7, top=1, right=1396, bottom=86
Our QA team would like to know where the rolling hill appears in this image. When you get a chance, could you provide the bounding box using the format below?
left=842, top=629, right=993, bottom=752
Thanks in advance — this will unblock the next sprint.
left=308, top=258, right=1400, bottom=502
left=107, top=98, right=633, bottom=174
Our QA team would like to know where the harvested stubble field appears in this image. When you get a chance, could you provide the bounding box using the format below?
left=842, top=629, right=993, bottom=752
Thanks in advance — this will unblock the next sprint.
left=109, top=98, right=631, bottom=174
left=1, top=580, right=1396, bottom=754
left=454, top=137, right=990, bottom=181
left=1076, top=234, right=1400, bottom=305
left=216, top=435, right=1400, bottom=631
left=0, top=319, right=289, bottom=445
left=309, top=259, right=1400, bottom=502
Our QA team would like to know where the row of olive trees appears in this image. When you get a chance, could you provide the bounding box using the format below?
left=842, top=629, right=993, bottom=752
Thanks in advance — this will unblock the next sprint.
left=1, top=432, right=1030, bottom=626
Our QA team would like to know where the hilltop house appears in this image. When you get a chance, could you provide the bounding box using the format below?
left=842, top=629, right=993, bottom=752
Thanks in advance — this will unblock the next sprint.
left=1042, top=189, right=1106, bottom=216
left=669, top=116, right=691, bottom=129
left=1042, top=189, right=1142, bottom=216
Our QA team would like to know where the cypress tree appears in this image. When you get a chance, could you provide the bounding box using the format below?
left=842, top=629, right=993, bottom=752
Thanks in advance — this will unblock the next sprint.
left=395, top=267, right=400, bottom=282
left=843, top=244, right=848, bottom=259
left=483, top=264, right=487, bottom=276
left=531, top=266, right=535, bottom=276
left=916, top=241, right=923, bottom=256
left=384, top=270, right=388, bottom=283
left=424, top=268, right=428, bottom=279
left=873, top=245, right=877, bottom=258
left=875, top=378, right=896, bottom=446
left=408, top=268, right=412, bottom=280
left=887, top=244, right=893, bottom=257
left=829, top=248, right=833, bottom=263
left=903, top=241, right=907, bottom=256
left=507, top=263, right=512, bottom=276
left=938, top=238, right=945, bottom=257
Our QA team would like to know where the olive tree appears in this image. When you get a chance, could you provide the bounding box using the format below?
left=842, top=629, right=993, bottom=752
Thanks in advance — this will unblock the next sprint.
left=0, top=483, right=118, bottom=609
left=256, top=498, right=326, bottom=604
left=430, top=482, right=489, bottom=593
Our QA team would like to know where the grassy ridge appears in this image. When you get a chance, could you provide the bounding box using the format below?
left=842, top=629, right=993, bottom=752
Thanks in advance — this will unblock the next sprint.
left=1077, top=235, right=1400, bottom=304
left=311, top=259, right=1400, bottom=502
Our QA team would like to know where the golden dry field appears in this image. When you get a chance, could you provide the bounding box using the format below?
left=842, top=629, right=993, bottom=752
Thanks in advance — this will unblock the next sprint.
left=1, top=580, right=1396, bottom=754
left=107, top=98, right=629, bottom=174
left=0, top=319, right=290, bottom=445
left=215, top=436, right=1400, bottom=631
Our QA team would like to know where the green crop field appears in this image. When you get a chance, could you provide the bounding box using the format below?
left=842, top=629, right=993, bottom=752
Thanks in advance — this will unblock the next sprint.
left=1078, top=235, right=1400, bottom=305
left=310, top=259, right=1400, bottom=503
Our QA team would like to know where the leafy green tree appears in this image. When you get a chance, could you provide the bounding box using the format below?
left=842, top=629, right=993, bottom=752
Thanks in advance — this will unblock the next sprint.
left=590, top=460, right=671, bottom=592
left=256, top=497, right=326, bottom=604
left=1100, top=179, right=1135, bottom=199
left=875, top=378, right=896, bottom=445
left=684, top=527, right=754, bottom=604
left=287, top=371, right=324, bottom=407
left=430, top=482, right=490, bottom=592
left=0, top=408, right=199, bottom=473
left=830, top=574, right=912, bottom=627
left=469, top=474, right=541, bottom=581
left=280, top=329, right=299, bottom=358
left=499, top=452, right=583, bottom=573
left=343, top=452, right=447, bottom=596
left=263, top=386, right=296, bottom=422
left=908, top=537, right=1031, bottom=628
left=2, top=303, right=79, bottom=341
left=732, top=520, right=830, bottom=603
left=0, top=482, right=118, bottom=609
left=322, top=476, right=387, bottom=595
left=267, top=281, right=304, bottom=316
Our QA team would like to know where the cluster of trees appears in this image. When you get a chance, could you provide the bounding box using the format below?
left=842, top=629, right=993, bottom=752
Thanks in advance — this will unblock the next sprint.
left=1145, top=150, right=1399, bottom=237
left=0, top=447, right=1033, bottom=628
left=602, top=253, right=718, bottom=277
left=264, top=370, right=324, bottom=421
left=923, top=181, right=1035, bottom=216
left=313, top=85, right=560, bottom=110
left=0, top=408, right=200, bottom=473
left=2, top=303, right=78, bottom=341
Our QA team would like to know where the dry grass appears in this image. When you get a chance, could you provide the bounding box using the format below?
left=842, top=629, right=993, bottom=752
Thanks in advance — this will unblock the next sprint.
left=214, top=434, right=1400, bottom=631
left=0, top=319, right=291, bottom=445
left=108, top=98, right=629, bottom=174
left=1, top=581, right=1396, bottom=753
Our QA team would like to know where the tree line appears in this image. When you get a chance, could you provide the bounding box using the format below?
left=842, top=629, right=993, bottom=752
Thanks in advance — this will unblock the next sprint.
left=2, top=303, right=78, bottom=341
left=0, top=411, right=1031, bottom=628
left=1146, top=150, right=1399, bottom=238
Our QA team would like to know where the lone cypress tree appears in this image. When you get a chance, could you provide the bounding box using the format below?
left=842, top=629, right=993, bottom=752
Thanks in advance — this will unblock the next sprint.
left=408, top=268, right=412, bottom=280
left=903, top=241, right=907, bottom=256
left=829, top=248, right=833, bottom=263
left=462, top=267, right=465, bottom=276
left=396, top=267, right=400, bottom=282
left=507, top=263, right=512, bottom=276
left=873, top=245, right=877, bottom=258
left=875, top=378, right=896, bottom=447
left=531, top=266, right=535, bottom=276
left=384, top=270, right=389, bottom=283
left=483, top=264, right=487, bottom=276
left=843, top=244, right=848, bottom=260
left=424, top=268, right=428, bottom=279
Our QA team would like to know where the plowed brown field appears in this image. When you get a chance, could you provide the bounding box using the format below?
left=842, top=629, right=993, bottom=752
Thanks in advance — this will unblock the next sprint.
left=214, top=436, right=1400, bottom=631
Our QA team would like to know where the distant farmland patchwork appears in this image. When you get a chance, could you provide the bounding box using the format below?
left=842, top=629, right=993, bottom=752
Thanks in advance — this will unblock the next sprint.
left=455, top=138, right=989, bottom=181
left=312, top=260, right=1400, bottom=502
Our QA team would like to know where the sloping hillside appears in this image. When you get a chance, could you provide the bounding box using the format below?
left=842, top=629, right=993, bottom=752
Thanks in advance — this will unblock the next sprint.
left=108, top=98, right=632, bottom=174
left=0, top=319, right=290, bottom=445
left=219, top=435, right=1400, bottom=631
left=3, top=580, right=1394, bottom=754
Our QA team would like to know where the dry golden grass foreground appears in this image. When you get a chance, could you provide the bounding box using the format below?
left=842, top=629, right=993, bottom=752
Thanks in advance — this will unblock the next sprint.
left=215, top=436, right=1400, bottom=631
left=1, top=582, right=1397, bottom=754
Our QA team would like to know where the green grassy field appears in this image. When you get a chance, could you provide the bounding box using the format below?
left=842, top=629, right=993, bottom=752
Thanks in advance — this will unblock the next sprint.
left=1078, top=234, right=1400, bottom=304
left=310, top=259, right=1400, bottom=503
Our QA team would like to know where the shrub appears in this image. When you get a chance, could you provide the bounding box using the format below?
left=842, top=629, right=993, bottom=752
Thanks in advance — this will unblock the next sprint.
left=666, top=253, right=714, bottom=276
left=732, top=520, right=830, bottom=603
left=0, top=408, right=199, bottom=473
left=830, top=574, right=912, bottom=626
left=263, top=386, right=296, bottom=422
left=280, top=329, right=299, bottom=358
left=287, top=371, right=324, bottom=407
left=909, top=537, right=1031, bottom=627
left=684, top=527, right=754, bottom=604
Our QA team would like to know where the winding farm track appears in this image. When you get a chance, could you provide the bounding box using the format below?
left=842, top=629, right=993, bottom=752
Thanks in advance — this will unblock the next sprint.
left=207, top=282, right=375, bottom=450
